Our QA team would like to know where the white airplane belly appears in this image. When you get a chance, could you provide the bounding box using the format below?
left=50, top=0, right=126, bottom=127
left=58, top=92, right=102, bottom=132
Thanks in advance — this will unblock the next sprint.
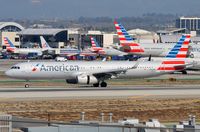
left=118, top=69, right=161, bottom=78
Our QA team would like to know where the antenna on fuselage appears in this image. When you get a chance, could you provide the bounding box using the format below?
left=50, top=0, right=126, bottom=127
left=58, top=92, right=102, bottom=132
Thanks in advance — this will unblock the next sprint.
left=148, top=55, right=152, bottom=61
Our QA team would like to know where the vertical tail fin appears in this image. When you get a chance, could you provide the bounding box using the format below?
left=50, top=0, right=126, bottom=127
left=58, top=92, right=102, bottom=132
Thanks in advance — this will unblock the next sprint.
left=114, top=20, right=144, bottom=53
left=4, top=37, right=16, bottom=52
left=114, top=20, right=136, bottom=46
left=40, top=36, right=51, bottom=49
left=89, top=36, right=105, bottom=54
left=165, top=34, right=191, bottom=58
left=90, top=36, right=100, bottom=48
left=4, top=37, right=16, bottom=48
left=90, top=37, right=103, bottom=51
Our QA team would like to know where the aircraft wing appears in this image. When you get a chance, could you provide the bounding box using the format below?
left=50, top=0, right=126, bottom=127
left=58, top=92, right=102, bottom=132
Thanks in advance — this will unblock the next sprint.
left=74, top=62, right=139, bottom=79
left=92, top=69, right=128, bottom=79
left=72, top=69, right=127, bottom=80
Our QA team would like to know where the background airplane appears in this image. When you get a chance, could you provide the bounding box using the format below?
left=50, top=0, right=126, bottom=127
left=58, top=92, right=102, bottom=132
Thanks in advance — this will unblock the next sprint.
left=140, top=34, right=200, bottom=73
left=4, top=37, right=52, bottom=56
left=40, top=36, right=55, bottom=55
left=114, top=21, right=193, bottom=57
left=5, top=58, right=193, bottom=88
left=40, top=36, right=97, bottom=57
left=89, top=37, right=127, bottom=56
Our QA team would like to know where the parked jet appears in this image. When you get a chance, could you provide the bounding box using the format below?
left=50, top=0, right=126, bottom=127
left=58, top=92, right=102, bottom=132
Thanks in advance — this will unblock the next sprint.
left=40, top=36, right=55, bottom=55
left=4, top=37, right=51, bottom=56
left=5, top=58, right=193, bottom=88
left=140, top=34, right=200, bottom=72
left=41, top=36, right=100, bottom=57
left=114, top=21, right=192, bottom=57
left=90, top=37, right=127, bottom=56
left=59, top=48, right=98, bottom=57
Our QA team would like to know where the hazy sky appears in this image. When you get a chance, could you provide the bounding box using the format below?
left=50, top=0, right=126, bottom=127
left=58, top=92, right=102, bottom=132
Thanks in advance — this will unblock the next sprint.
left=0, top=0, right=200, bottom=19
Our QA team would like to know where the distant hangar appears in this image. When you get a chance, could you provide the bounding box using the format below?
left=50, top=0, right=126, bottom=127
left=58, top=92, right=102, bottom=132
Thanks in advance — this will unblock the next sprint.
left=18, top=28, right=68, bottom=48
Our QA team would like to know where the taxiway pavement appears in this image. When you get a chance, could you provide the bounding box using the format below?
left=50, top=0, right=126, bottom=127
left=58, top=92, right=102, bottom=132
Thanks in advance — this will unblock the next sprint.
left=0, top=85, right=199, bottom=99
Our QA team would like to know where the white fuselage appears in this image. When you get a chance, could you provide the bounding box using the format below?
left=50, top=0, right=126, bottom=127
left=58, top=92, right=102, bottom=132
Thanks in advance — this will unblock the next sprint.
left=101, top=47, right=128, bottom=56
left=140, top=43, right=173, bottom=57
left=122, top=43, right=200, bottom=57
left=12, top=48, right=43, bottom=56
left=123, top=43, right=176, bottom=57
left=5, top=61, right=174, bottom=80
left=90, top=47, right=127, bottom=56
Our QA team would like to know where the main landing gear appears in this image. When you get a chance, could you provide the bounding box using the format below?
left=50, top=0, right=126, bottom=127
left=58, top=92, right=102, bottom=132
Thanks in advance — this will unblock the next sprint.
left=93, top=83, right=99, bottom=87
left=182, top=70, right=187, bottom=74
left=25, top=80, right=30, bottom=88
left=93, top=82, right=107, bottom=87
left=100, top=82, right=107, bottom=87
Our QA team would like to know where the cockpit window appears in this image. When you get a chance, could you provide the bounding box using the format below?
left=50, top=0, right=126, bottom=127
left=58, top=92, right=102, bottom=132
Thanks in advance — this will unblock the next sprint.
left=11, top=66, right=20, bottom=69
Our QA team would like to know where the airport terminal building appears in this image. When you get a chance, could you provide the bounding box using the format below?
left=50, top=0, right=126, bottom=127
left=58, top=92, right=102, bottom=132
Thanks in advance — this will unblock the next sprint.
left=18, top=28, right=68, bottom=49
left=2, top=19, right=200, bottom=55
left=176, top=17, right=200, bottom=35
left=0, top=22, right=24, bottom=49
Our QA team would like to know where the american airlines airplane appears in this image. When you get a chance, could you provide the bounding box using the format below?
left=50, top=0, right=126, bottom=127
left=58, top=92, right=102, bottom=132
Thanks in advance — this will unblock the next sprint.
left=114, top=21, right=192, bottom=57
left=41, top=36, right=99, bottom=57
left=4, top=36, right=52, bottom=56
left=90, top=37, right=127, bottom=56
left=140, top=34, right=200, bottom=72
left=5, top=58, right=193, bottom=88
left=5, top=35, right=197, bottom=88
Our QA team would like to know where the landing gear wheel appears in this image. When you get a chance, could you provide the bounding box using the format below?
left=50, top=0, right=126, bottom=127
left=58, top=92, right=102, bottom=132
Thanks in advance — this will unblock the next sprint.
left=93, top=83, right=99, bottom=87
left=25, top=84, right=29, bottom=88
left=182, top=71, right=187, bottom=74
left=100, top=82, right=107, bottom=87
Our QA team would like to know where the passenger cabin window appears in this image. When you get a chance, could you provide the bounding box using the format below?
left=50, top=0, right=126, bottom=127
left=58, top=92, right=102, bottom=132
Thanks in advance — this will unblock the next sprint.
left=11, top=66, right=20, bottom=69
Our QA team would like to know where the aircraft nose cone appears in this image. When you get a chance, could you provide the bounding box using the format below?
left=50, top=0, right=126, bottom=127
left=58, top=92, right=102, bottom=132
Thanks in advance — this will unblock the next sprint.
left=5, top=70, right=12, bottom=77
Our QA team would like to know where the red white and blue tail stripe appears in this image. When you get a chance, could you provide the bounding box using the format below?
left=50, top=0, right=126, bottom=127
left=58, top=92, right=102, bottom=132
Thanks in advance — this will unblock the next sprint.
left=157, top=34, right=191, bottom=72
left=114, top=20, right=144, bottom=53
left=165, top=35, right=191, bottom=58
left=91, top=37, right=101, bottom=49
left=4, top=37, right=16, bottom=52
left=90, top=37, right=105, bottom=54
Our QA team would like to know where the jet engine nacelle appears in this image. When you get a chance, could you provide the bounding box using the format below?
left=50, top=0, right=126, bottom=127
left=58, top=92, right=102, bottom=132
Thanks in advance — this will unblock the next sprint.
left=66, top=75, right=98, bottom=84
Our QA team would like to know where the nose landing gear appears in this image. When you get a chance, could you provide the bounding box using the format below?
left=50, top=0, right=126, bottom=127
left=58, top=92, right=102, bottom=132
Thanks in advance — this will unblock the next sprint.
left=25, top=84, right=29, bottom=88
left=25, top=80, right=30, bottom=88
